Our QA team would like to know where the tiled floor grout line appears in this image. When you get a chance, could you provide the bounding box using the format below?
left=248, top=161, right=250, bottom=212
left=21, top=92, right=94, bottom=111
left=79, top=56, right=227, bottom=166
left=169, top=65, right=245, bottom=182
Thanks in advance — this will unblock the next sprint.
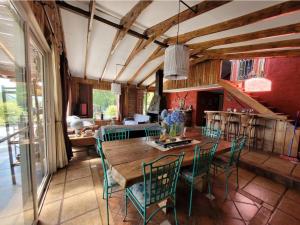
left=90, top=162, right=107, bottom=225
left=231, top=200, right=247, bottom=225
left=56, top=169, right=68, bottom=225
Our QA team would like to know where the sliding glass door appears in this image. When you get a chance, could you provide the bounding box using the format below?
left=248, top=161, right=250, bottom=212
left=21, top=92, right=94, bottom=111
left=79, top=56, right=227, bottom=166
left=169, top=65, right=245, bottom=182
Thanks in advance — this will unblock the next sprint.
left=28, top=37, right=49, bottom=200
left=0, top=1, right=35, bottom=224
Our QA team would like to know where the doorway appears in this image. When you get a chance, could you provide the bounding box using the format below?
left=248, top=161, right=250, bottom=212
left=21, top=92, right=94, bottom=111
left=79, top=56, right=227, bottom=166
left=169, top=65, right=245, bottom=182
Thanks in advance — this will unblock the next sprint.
left=196, top=90, right=224, bottom=126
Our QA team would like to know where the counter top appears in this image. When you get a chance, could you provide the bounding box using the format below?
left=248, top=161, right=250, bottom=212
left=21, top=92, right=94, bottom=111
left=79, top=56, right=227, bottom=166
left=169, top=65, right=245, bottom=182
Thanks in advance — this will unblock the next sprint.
left=204, top=111, right=289, bottom=121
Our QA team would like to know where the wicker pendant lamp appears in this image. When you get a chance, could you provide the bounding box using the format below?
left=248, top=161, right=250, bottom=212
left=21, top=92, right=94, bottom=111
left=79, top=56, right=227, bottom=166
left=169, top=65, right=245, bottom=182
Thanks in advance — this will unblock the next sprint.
left=164, top=0, right=189, bottom=80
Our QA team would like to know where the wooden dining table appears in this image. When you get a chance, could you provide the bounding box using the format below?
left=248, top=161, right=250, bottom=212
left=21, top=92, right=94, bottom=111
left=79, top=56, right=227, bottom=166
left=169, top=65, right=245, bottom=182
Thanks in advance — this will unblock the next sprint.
left=102, top=135, right=232, bottom=188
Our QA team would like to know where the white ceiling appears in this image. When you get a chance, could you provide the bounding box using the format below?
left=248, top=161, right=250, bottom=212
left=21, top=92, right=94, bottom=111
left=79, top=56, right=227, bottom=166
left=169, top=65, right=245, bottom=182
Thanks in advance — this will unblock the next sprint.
left=60, top=0, right=300, bottom=86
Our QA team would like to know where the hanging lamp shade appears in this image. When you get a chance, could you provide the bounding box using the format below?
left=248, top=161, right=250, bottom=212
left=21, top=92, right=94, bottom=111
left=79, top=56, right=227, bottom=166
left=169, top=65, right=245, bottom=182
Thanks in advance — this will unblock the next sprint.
left=244, top=77, right=272, bottom=92
left=111, top=83, right=121, bottom=95
left=164, top=44, right=189, bottom=80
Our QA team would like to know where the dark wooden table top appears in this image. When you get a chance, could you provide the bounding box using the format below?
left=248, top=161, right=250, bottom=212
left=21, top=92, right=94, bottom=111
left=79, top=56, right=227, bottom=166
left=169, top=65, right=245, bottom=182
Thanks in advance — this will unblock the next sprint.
left=102, top=135, right=231, bottom=188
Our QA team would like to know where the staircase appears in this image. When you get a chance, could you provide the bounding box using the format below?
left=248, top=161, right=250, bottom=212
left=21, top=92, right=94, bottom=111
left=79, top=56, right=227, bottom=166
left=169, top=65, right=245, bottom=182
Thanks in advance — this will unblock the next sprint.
left=219, top=79, right=290, bottom=121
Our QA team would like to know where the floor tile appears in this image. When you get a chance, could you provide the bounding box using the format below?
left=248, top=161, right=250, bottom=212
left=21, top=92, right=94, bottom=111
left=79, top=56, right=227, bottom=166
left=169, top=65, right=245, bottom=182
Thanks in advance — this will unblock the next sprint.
left=291, top=164, right=300, bottom=179
left=243, top=183, right=281, bottom=206
left=269, top=209, right=300, bottom=225
left=51, top=169, right=66, bottom=186
left=61, top=209, right=101, bottom=225
left=263, top=157, right=295, bottom=175
left=284, top=189, right=300, bottom=204
left=235, top=202, right=258, bottom=221
left=241, top=152, right=269, bottom=165
left=39, top=200, right=61, bottom=225
left=61, top=190, right=98, bottom=222
left=249, top=207, right=272, bottom=225
left=251, top=176, right=285, bottom=195
left=277, top=196, right=300, bottom=220
left=66, top=167, right=91, bottom=182
left=44, top=183, right=64, bottom=204
left=64, top=176, right=94, bottom=198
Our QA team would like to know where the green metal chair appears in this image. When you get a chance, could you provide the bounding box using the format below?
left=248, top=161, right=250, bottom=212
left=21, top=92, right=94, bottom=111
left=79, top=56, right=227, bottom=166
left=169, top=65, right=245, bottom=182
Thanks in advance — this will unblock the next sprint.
left=96, top=138, right=119, bottom=225
left=124, top=153, right=184, bottom=225
left=212, top=137, right=246, bottom=199
left=180, top=141, right=218, bottom=216
left=201, top=126, right=222, bottom=140
left=144, top=126, right=161, bottom=140
left=103, top=127, right=130, bottom=141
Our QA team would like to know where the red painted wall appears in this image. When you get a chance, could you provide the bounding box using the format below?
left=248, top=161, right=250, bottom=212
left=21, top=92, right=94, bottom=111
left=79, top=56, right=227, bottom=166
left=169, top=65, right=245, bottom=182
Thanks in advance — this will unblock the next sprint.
left=256, top=57, right=300, bottom=119
left=226, top=56, right=300, bottom=119
left=165, top=91, right=198, bottom=125
left=223, top=90, right=253, bottom=112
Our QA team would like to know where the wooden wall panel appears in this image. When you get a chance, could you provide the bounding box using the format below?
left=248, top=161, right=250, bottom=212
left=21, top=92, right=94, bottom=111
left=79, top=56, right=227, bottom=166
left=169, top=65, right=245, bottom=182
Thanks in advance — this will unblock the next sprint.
left=164, top=59, right=221, bottom=90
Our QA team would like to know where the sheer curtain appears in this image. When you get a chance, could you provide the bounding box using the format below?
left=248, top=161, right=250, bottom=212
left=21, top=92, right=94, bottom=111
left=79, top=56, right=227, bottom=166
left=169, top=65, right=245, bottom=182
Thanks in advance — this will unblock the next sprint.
left=51, top=47, right=68, bottom=169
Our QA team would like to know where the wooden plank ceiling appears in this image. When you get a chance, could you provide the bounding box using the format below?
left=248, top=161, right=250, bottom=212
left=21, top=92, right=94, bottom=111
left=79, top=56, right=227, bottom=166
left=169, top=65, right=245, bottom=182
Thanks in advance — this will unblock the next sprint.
left=59, top=0, right=300, bottom=87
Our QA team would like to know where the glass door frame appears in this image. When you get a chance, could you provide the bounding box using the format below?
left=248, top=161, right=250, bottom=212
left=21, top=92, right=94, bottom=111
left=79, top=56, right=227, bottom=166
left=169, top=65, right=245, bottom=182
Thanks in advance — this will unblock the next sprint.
left=12, top=0, right=55, bottom=221
left=27, top=30, right=51, bottom=204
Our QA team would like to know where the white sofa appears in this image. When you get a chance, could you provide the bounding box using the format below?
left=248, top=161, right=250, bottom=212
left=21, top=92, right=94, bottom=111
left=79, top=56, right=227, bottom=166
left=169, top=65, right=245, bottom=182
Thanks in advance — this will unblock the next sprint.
left=123, top=114, right=150, bottom=125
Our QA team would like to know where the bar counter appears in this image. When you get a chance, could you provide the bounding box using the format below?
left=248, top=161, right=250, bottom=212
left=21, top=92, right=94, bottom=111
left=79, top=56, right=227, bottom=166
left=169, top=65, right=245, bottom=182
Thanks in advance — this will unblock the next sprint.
left=205, top=111, right=300, bottom=158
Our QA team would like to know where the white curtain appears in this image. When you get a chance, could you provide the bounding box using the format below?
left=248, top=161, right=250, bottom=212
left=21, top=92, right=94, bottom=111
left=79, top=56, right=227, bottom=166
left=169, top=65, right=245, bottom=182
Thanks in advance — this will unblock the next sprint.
left=51, top=47, right=68, bottom=169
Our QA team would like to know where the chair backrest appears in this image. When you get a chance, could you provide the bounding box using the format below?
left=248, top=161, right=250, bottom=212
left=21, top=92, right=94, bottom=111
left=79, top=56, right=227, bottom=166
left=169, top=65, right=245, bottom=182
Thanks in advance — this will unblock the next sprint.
left=142, top=153, right=184, bottom=207
left=96, top=138, right=109, bottom=186
left=192, top=142, right=218, bottom=177
left=144, top=126, right=161, bottom=139
left=228, top=137, right=246, bottom=167
left=103, top=128, right=130, bottom=141
left=201, top=126, right=222, bottom=141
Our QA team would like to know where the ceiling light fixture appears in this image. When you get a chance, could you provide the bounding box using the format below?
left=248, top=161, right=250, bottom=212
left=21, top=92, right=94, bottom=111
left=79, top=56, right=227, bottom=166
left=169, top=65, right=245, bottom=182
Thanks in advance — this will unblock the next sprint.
left=164, top=0, right=190, bottom=80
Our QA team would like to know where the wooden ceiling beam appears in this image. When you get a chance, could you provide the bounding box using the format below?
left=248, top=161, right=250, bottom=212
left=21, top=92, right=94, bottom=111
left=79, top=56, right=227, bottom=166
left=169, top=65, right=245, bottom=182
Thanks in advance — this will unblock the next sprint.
left=83, top=0, right=96, bottom=79
left=57, top=1, right=166, bottom=47
left=111, top=0, right=152, bottom=54
left=189, top=23, right=300, bottom=55
left=100, top=0, right=152, bottom=81
left=115, top=0, right=231, bottom=82
left=140, top=0, right=231, bottom=51
left=127, top=46, right=163, bottom=84
left=191, top=49, right=300, bottom=65
left=167, top=1, right=300, bottom=45
left=203, top=39, right=300, bottom=55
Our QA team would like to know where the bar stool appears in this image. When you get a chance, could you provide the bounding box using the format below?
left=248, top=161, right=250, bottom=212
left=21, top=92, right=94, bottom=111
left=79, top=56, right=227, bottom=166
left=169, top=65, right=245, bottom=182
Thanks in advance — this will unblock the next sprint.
left=220, top=112, right=230, bottom=139
left=206, top=112, right=214, bottom=129
left=227, top=113, right=240, bottom=141
left=211, top=112, right=222, bottom=130
left=240, top=114, right=253, bottom=137
left=248, top=116, right=266, bottom=151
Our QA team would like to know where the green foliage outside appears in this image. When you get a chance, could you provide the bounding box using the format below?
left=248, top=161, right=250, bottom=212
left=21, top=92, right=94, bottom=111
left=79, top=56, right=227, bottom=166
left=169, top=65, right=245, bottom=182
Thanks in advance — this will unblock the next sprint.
left=0, top=101, right=24, bottom=126
left=93, top=89, right=117, bottom=118
left=143, top=92, right=154, bottom=114
left=105, top=105, right=117, bottom=118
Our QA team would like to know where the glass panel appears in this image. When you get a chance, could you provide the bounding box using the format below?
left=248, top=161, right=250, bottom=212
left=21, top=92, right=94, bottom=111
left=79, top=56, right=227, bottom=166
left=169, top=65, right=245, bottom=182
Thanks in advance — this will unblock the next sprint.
left=29, top=39, right=48, bottom=198
left=143, top=91, right=154, bottom=114
left=93, top=89, right=117, bottom=119
left=0, top=1, right=34, bottom=224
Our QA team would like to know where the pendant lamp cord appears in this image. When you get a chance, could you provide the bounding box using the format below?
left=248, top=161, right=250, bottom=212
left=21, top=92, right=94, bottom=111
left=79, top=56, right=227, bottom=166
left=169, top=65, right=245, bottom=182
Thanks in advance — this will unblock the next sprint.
left=176, top=0, right=181, bottom=44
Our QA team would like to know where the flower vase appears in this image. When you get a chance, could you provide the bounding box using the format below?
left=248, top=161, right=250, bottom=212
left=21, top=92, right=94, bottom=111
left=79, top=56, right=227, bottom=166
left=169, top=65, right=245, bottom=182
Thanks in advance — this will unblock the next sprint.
left=169, top=124, right=177, bottom=138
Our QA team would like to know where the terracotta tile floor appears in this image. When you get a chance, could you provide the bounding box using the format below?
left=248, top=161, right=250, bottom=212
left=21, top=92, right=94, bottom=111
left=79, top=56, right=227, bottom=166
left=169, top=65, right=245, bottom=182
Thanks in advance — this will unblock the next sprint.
left=38, top=149, right=300, bottom=225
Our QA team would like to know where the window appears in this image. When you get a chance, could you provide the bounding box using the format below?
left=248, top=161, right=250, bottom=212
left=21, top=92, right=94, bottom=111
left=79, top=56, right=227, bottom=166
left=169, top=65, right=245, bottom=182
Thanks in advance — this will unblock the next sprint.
left=93, top=89, right=118, bottom=119
left=143, top=91, right=154, bottom=114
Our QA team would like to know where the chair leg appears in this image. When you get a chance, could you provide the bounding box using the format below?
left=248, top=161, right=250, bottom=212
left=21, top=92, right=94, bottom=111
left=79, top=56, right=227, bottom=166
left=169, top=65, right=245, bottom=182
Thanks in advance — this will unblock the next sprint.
left=225, top=171, right=230, bottom=200
left=106, top=191, right=109, bottom=225
left=173, top=200, right=178, bottom=225
left=123, top=192, right=128, bottom=221
left=207, top=172, right=212, bottom=198
left=236, top=166, right=239, bottom=190
left=102, top=182, right=106, bottom=199
left=188, top=181, right=194, bottom=216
